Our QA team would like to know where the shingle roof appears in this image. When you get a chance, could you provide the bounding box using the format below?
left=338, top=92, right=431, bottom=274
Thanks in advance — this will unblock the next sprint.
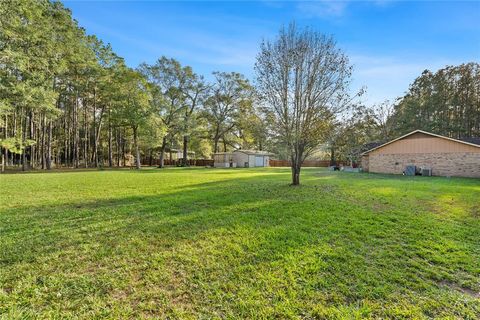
left=362, top=130, right=480, bottom=155
left=459, top=137, right=480, bottom=146
left=360, top=142, right=384, bottom=153
left=213, top=150, right=275, bottom=156
left=234, top=150, right=274, bottom=156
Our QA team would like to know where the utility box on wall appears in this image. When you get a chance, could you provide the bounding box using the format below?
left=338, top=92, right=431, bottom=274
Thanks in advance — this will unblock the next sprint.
left=405, top=165, right=416, bottom=176
left=421, top=167, right=432, bottom=176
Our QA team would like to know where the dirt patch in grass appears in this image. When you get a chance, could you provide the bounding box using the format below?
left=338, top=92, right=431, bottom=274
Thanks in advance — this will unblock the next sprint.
left=439, top=280, right=480, bottom=298
left=371, top=201, right=392, bottom=213
left=471, top=205, right=480, bottom=218
left=110, top=289, right=129, bottom=302
left=1, top=287, right=13, bottom=294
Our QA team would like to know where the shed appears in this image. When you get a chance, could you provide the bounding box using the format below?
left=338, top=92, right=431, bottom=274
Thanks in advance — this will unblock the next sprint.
left=233, top=150, right=273, bottom=168
left=213, top=150, right=273, bottom=168
left=213, top=152, right=236, bottom=168
left=361, top=130, right=480, bottom=178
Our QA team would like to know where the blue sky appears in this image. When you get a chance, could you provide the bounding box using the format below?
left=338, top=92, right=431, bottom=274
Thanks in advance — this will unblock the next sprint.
left=64, top=0, right=480, bottom=104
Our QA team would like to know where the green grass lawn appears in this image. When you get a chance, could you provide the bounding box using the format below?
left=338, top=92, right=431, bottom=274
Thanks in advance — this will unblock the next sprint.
left=1, top=168, right=479, bottom=319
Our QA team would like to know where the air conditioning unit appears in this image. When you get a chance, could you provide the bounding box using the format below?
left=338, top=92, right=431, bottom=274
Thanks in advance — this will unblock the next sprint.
left=405, top=165, right=416, bottom=176
left=421, top=167, right=432, bottom=176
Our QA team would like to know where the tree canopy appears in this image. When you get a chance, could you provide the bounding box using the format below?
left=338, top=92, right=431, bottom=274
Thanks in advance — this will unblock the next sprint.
left=0, top=1, right=262, bottom=171
left=1, top=2, right=478, bottom=180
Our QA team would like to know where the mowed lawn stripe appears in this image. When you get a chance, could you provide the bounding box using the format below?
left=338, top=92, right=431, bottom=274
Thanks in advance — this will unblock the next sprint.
left=0, top=168, right=479, bottom=318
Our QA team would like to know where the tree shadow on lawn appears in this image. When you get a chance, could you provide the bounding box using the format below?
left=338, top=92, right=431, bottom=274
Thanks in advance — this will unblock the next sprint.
left=2, top=170, right=478, bottom=272
left=1, top=171, right=479, bottom=317
left=2, top=169, right=479, bottom=251
left=0, top=173, right=303, bottom=261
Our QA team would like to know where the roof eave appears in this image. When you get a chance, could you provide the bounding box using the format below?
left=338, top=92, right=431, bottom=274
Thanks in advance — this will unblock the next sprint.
left=361, top=129, right=480, bottom=155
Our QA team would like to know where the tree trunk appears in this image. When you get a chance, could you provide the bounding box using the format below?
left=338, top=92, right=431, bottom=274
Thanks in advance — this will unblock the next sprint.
left=291, top=150, right=302, bottom=185
left=116, top=128, right=121, bottom=167
left=182, top=135, right=188, bottom=166
left=64, top=114, right=68, bottom=167
left=84, top=105, right=88, bottom=168
left=12, top=110, right=17, bottom=166
left=93, top=140, right=99, bottom=167
left=93, top=109, right=104, bottom=168
left=46, top=120, right=52, bottom=170
left=30, top=112, right=35, bottom=168
left=73, top=93, right=79, bottom=168
left=21, top=110, right=27, bottom=171
left=1, top=150, right=4, bottom=173
left=73, top=96, right=77, bottom=167
left=159, top=136, right=167, bottom=168
left=35, top=116, right=41, bottom=167
left=122, top=128, right=126, bottom=167
left=108, top=110, right=113, bottom=167
left=213, top=137, right=219, bottom=153
left=330, top=146, right=336, bottom=166
left=291, top=162, right=301, bottom=186
left=133, top=126, right=141, bottom=169
left=41, top=114, right=46, bottom=169
left=4, top=114, right=8, bottom=168
left=92, top=95, right=97, bottom=166
left=72, top=97, right=78, bottom=168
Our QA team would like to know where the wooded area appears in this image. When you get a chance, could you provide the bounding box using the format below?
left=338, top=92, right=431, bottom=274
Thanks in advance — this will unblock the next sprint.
left=391, top=63, right=480, bottom=138
left=1, top=1, right=479, bottom=176
left=0, top=0, right=267, bottom=171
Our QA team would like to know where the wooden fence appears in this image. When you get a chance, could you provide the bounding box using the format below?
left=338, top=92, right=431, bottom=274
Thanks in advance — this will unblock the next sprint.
left=144, top=157, right=342, bottom=168
left=142, top=158, right=214, bottom=167
left=269, top=159, right=343, bottom=167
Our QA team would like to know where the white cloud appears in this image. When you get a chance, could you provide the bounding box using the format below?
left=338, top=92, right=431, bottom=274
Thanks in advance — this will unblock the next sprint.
left=297, top=1, right=349, bottom=18
left=295, top=0, right=397, bottom=19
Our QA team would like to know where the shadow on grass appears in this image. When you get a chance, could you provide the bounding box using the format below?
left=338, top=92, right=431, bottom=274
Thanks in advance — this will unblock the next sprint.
left=0, top=173, right=302, bottom=263
left=1, top=169, right=480, bottom=317
left=1, top=170, right=479, bottom=264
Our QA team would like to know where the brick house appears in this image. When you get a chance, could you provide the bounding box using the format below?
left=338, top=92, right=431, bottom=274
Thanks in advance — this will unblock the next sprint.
left=361, top=130, right=480, bottom=178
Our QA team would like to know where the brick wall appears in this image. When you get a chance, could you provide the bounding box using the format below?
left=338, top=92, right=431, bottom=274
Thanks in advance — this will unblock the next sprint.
left=361, top=155, right=369, bottom=172
left=368, top=152, right=480, bottom=178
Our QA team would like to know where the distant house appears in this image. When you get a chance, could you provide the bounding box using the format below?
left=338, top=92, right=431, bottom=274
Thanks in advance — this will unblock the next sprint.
left=213, top=150, right=273, bottom=168
left=361, top=130, right=480, bottom=178
left=165, top=148, right=195, bottom=161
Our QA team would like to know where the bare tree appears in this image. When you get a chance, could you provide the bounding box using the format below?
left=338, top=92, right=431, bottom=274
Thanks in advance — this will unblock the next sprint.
left=255, top=23, right=357, bottom=185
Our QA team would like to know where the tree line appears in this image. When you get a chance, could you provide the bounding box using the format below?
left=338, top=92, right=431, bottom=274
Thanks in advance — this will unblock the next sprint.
left=1, top=1, right=479, bottom=182
left=0, top=0, right=269, bottom=171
